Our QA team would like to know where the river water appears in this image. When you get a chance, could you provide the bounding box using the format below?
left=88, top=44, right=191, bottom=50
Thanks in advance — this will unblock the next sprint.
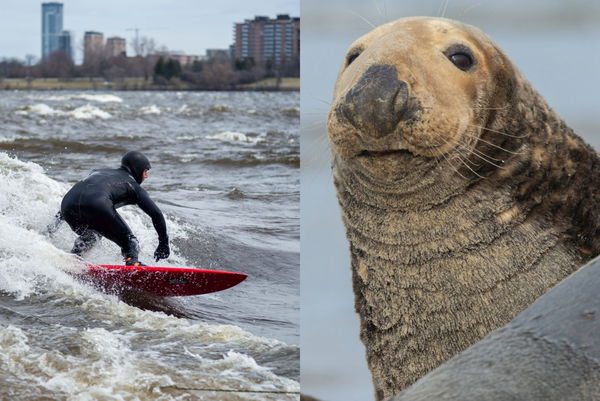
left=0, top=90, right=299, bottom=400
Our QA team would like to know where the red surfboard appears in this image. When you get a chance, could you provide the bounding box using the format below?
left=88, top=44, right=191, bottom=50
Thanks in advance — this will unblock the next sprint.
left=81, top=264, right=247, bottom=296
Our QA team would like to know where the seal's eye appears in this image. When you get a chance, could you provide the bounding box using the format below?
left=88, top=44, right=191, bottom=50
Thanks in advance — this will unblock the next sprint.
left=346, top=50, right=362, bottom=67
left=449, top=53, right=473, bottom=70
left=444, top=45, right=475, bottom=71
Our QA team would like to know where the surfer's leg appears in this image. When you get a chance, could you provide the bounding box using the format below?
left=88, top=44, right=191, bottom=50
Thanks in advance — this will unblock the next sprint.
left=96, top=211, right=140, bottom=263
left=71, top=228, right=100, bottom=256
left=62, top=210, right=99, bottom=256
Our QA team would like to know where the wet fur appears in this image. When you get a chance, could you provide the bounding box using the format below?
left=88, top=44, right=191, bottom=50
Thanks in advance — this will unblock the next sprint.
left=328, top=17, right=600, bottom=400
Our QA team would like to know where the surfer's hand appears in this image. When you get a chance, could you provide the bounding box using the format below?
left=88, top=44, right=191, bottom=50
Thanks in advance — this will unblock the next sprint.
left=154, top=241, right=170, bottom=261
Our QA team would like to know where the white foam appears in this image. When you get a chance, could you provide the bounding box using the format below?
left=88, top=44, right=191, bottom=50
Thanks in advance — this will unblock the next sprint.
left=178, top=154, right=195, bottom=163
left=15, top=103, right=61, bottom=116
left=28, top=94, right=123, bottom=103
left=207, top=131, right=263, bottom=144
left=0, top=153, right=83, bottom=298
left=68, top=105, right=112, bottom=120
left=27, top=94, right=70, bottom=102
left=0, top=135, right=18, bottom=143
left=75, top=94, right=123, bottom=103
left=140, top=105, right=161, bottom=115
left=185, top=348, right=300, bottom=393
left=175, top=135, right=195, bottom=141
left=0, top=325, right=176, bottom=400
left=15, top=103, right=112, bottom=120
left=1, top=322, right=299, bottom=400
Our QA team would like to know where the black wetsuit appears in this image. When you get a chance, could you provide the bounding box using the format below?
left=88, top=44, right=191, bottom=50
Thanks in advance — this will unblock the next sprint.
left=59, top=152, right=168, bottom=262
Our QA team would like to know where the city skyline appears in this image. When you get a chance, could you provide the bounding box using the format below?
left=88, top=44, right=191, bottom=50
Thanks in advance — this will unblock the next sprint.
left=2, top=0, right=299, bottom=63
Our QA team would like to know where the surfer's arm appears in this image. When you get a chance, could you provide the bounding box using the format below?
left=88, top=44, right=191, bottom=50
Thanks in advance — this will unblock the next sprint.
left=45, top=211, right=63, bottom=236
left=136, top=187, right=168, bottom=243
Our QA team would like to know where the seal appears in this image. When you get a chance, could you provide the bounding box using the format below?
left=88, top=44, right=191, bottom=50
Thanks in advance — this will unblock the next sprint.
left=327, top=16, right=600, bottom=401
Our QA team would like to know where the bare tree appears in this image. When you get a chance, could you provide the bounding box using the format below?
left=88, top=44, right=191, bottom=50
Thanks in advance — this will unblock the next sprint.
left=39, top=51, right=74, bottom=78
left=0, top=58, right=27, bottom=78
left=131, top=35, right=157, bottom=57
left=25, top=54, right=37, bottom=67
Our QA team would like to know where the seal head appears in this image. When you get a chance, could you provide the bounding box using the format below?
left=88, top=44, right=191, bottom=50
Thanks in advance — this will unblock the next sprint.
left=329, top=16, right=518, bottom=186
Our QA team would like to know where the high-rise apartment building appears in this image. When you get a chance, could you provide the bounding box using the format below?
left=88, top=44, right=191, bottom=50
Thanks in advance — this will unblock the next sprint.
left=106, top=37, right=127, bottom=58
left=41, top=2, right=64, bottom=59
left=233, top=15, right=300, bottom=67
left=83, top=31, right=104, bottom=65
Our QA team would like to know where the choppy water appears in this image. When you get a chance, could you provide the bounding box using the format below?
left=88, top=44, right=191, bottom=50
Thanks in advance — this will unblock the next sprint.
left=0, top=90, right=299, bottom=400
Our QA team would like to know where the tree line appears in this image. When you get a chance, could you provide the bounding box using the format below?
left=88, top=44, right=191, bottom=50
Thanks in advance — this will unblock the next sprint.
left=0, top=51, right=299, bottom=90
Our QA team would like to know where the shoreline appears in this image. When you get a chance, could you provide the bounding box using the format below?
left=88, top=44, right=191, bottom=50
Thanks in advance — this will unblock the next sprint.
left=0, top=77, right=300, bottom=91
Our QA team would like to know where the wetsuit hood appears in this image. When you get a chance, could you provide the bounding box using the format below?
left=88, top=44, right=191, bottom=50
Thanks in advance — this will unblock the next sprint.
left=121, top=151, right=151, bottom=184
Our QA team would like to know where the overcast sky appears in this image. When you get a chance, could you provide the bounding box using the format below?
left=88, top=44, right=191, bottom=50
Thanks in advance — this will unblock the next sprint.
left=1, top=0, right=299, bottom=62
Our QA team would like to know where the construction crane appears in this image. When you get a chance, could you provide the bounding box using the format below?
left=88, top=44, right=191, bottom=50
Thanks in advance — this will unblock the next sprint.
left=125, top=27, right=141, bottom=56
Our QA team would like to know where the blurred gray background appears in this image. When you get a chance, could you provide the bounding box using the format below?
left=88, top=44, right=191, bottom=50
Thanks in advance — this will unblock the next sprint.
left=300, top=1, right=600, bottom=400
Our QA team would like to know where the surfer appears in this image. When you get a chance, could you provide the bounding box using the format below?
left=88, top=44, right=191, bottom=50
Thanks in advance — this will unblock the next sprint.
left=50, top=151, right=170, bottom=266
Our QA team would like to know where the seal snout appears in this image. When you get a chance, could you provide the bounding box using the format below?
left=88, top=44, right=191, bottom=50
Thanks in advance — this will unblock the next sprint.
left=336, top=64, right=413, bottom=138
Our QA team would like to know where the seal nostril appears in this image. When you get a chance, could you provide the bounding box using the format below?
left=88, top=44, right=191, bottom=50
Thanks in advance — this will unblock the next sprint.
left=393, top=81, right=410, bottom=120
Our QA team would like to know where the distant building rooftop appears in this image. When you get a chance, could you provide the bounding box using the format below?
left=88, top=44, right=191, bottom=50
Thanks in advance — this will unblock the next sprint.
left=247, top=14, right=298, bottom=23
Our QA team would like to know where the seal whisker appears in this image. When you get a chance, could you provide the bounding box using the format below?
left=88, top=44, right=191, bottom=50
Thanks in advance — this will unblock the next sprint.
left=345, top=9, right=377, bottom=29
left=304, top=134, right=332, bottom=168
left=455, top=154, right=486, bottom=178
left=310, top=96, right=332, bottom=106
left=422, top=129, right=505, bottom=170
left=438, top=0, right=450, bottom=18
left=452, top=144, right=480, bottom=166
left=468, top=123, right=530, bottom=139
left=303, top=120, right=328, bottom=130
left=439, top=149, right=469, bottom=180
left=458, top=2, right=483, bottom=18
left=371, top=0, right=385, bottom=24
left=383, top=0, right=388, bottom=22
left=461, top=131, right=525, bottom=155
left=458, top=144, right=506, bottom=169
left=469, top=145, right=506, bottom=165
left=452, top=144, right=486, bottom=170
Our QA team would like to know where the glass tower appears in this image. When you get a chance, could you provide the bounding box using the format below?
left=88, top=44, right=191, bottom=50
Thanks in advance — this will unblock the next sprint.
left=41, top=2, right=63, bottom=59
left=58, top=31, right=72, bottom=60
